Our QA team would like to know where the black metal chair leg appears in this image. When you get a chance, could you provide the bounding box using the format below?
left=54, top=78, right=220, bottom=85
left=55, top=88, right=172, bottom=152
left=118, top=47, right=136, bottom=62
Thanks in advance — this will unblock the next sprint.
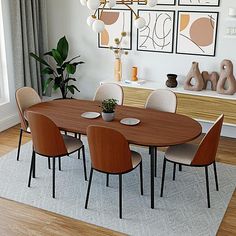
left=78, top=149, right=81, bottom=159
left=154, top=147, right=157, bottom=178
left=106, top=174, right=109, bottom=187
left=58, top=157, right=61, bottom=171
left=119, top=174, right=122, bottom=219
left=48, top=158, right=51, bottom=169
left=16, top=129, right=23, bottom=161
left=213, top=162, right=219, bottom=191
left=74, top=133, right=77, bottom=138
left=179, top=164, right=182, bottom=171
left=82, top=146, right=87, bottom=181
left=205, top=166, right=210, bottom=208
left=140, top=162, right=143, bottom=195
left=173, top=163, right=176, bottom=181
left=28, top=151, right=34, bottom=187
left=52, top=158, right=56, bottom=198
left=32, top=152, right=36, bottom=178
left=85, top=168, right=94, bottom=209
left=160, top=158, right=167, bottom=197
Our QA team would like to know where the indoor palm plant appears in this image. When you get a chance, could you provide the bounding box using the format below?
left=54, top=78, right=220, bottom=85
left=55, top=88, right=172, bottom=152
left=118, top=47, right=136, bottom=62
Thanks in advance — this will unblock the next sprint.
left=101, top=98, right=118, bottom=122
left=30, top=36, right=84, bottom=98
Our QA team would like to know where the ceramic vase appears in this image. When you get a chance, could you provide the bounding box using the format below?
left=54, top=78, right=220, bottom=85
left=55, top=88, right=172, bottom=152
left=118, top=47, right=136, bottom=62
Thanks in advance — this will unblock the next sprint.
left=114, top=58, right=122, bottom=81
left=166, top=74, right=178, bottom=88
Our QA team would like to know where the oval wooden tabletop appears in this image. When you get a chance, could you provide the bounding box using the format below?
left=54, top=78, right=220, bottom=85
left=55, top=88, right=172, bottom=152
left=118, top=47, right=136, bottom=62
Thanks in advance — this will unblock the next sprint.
left=26, top=99, right=202, bottom=147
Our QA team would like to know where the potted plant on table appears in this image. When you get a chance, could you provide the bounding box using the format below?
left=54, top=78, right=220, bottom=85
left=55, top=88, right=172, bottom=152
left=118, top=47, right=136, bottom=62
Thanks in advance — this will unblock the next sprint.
left=101, top=99, right=118, bottom=122
left=30, top=36, right=84, bottom=99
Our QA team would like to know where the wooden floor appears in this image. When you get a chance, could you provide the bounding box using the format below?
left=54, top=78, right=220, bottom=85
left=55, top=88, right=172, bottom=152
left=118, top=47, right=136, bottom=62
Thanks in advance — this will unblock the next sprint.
left=0, top=125, right=235, bottom=235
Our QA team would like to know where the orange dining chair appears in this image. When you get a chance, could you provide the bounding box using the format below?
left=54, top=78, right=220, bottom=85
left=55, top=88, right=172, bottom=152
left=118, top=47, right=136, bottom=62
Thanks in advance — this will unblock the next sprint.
left=93, top=83, right=124, bottom=105
left=27, top=112, right=87, bottom=198
left=85, top=126, right=143, bottom=219
left=160, top=114, right=224, bottom=208
left=15, top=87, right=41, bottom=161
left=145, top=89, right=178, bottom=177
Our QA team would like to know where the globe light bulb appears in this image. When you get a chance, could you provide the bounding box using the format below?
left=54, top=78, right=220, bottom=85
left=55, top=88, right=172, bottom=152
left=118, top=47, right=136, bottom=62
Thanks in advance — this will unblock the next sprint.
left=92, top=19, right=105, bottom=33
left=147, top=0, right=158, bottom=7
left=80, top=0, right=87, bottom=6
left=107, top=0, right=116, bottom=8
left=87, top=0, right=100, bottom=10
left=134, top=17, right=146, bottom=29
left=87, top=15, right=96, bottom=27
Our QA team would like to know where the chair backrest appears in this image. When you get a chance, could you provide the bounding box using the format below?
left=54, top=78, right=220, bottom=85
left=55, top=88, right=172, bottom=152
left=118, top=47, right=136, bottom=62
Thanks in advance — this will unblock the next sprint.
left=15, top=87, right=41, bottom=131
left=145, top=89, right=177, bottom=113
left=191, top=114, right=224, bottom=166
left=27, top=112, right=67, bottom=157
left=93, top=83, right=124, bottom=105
left=87, top=126, right=133, bottom=174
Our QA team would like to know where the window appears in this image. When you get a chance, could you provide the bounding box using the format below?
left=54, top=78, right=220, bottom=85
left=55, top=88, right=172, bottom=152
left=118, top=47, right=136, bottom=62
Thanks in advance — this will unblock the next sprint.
left=0, top=0, right=9, bottom=104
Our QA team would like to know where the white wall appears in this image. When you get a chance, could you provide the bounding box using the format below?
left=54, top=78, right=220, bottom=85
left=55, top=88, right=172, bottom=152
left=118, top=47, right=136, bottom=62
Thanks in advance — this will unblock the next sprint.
left=46, top=0, right=236, bottom=137
left=0, top=0, right=18, bottom=132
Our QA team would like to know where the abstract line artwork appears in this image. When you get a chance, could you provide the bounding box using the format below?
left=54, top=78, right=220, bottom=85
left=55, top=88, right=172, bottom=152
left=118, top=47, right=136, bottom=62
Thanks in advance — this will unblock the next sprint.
left=138, top=0, right=176, bottom=5
left=176, top=11, right=219, bottom=56
left=179, top=0, right=220, bottom=6
left=98, top=9, right=132, bottom=50
left=137, top=10, right=175, bottom=53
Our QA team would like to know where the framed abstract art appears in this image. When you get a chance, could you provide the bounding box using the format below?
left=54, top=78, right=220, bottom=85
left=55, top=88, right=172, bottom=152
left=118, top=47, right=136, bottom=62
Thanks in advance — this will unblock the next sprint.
left=137, top=10, right=175, bottom=53
left=178, top=0, right=220, bottom=7
left=176, top=11, right=219, bottom=56
left=98, top=8, right=132, bottom=50
left=138, top=0, right=176, bottom=5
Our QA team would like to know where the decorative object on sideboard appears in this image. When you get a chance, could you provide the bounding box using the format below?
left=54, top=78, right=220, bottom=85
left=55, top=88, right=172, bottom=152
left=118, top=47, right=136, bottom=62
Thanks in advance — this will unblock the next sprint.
left=166, top=74, right=178, bottom=88
left=110, top=32, right=128, bottom=81
left=184, top=62, right=204, bottom=91
left=80, top=0, right=158, bottom=33
left=101, top=98, right=118, bottom=122
left=217, top=60, right=236, bottom=95
left=131, top=67, right=138, bottom=81
left=202, top=71, right=219, bottom=91
left=30, top=36, right=84, bottom=99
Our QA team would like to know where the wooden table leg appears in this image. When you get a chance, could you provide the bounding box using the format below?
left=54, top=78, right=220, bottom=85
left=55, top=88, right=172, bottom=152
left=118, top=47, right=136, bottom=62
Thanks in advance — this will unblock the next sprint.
left=150, top=146, right=155, bottom=209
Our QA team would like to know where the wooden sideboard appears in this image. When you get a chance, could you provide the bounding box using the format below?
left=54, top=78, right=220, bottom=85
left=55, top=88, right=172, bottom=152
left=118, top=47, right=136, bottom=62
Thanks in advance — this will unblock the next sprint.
left=102, top=81, right=236, bottom=126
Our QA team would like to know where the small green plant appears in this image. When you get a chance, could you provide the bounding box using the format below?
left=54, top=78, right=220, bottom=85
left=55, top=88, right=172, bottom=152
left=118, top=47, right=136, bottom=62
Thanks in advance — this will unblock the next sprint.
left=101, top=99, right=118, bottom=113
left=30, top=36, right=84, bottom=99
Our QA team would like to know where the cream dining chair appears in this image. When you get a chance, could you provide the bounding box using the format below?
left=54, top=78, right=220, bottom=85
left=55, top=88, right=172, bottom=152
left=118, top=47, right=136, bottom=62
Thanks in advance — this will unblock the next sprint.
left=160, top=114, right=224, bottom=208
left=93, top=83, right=124, bottom=105
left=145, top=89, right=177, bottom=177
left=15, top=87, right=42, bottom=161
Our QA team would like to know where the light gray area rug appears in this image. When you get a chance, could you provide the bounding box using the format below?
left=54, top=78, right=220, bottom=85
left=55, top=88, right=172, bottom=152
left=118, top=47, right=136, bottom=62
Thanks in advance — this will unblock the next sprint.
left=0, top=138, right=235, bottom=236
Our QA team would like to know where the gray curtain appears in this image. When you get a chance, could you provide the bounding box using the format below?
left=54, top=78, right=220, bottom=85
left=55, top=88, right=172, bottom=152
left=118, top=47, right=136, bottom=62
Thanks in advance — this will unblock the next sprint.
left=10, top=0, right=48, bottom=95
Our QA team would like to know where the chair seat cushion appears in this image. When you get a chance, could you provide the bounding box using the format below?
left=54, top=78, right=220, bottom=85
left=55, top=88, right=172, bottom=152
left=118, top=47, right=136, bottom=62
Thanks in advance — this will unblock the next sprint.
left=165, top=143, right=198, bottom=165
left=131, top=151, right=142, bottom=168
left=63, top=135, right=83, bottom=154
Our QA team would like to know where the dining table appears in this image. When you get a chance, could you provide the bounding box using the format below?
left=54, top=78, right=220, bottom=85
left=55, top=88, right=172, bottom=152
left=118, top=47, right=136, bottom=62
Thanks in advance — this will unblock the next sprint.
left=26, top=99, right=202, bottom=209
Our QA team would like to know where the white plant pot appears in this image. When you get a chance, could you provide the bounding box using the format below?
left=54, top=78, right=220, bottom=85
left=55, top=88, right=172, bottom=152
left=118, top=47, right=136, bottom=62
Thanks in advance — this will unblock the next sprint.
left=102, top=112, right=115, bottom=122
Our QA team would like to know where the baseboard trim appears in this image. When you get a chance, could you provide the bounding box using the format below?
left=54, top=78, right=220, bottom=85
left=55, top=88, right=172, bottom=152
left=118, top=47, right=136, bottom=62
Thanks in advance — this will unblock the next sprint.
left=0, top=113, right=19, bottom=132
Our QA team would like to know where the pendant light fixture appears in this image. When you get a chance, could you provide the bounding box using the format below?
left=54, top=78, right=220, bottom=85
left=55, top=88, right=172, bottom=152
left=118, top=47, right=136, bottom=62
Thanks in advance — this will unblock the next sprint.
left=80, top=0, right=158, bottom=33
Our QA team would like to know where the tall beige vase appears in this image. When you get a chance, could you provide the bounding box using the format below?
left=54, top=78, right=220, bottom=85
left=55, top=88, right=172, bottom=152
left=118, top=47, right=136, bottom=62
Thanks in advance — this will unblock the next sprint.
left=114, top=58, right=122, bottom=81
